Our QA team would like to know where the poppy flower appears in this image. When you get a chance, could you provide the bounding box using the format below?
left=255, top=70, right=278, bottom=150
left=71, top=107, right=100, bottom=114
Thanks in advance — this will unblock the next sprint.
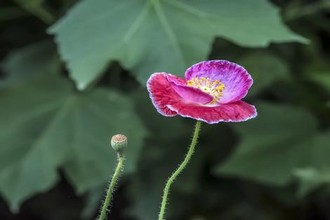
left=147, top=60, right=257, bottom=124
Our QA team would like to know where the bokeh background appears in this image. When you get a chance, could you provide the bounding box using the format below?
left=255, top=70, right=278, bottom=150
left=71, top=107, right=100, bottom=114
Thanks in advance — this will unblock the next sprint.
left=0, top=0, right=330, bottom=219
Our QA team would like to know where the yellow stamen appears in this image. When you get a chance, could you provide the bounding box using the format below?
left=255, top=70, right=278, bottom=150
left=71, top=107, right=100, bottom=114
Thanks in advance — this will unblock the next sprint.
left=187, top=77, right=225, bottom=104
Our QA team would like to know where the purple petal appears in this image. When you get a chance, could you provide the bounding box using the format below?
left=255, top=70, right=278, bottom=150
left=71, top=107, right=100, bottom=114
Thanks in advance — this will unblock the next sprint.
left=185, top=60, right=253, bottom=104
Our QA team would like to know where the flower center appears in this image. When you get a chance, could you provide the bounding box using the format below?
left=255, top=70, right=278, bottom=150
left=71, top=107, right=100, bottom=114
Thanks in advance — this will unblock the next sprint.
left=187, top=77, right=225, bottom=104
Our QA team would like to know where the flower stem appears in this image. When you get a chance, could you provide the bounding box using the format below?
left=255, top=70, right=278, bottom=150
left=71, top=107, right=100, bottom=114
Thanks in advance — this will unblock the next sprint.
left=98, top=153, right=125, bottom=220
left=158, top=120, right=202, bottom=220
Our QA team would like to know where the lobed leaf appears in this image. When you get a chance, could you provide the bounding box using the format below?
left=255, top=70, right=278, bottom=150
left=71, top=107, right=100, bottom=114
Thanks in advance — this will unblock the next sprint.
left=0, top=75, right=147, bottom=211
left=49, top=0, right=307, bottom=90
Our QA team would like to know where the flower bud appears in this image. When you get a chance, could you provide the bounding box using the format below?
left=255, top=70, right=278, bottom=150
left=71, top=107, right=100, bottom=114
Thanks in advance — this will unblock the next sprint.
left=111, top=134, right=127, bottom=153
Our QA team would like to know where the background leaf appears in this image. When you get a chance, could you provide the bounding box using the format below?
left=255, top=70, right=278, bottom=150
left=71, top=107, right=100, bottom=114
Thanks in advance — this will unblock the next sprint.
left=0, top=75, right=147, bottom=211
left=293, top=168, right=330, bottom=196
left=49, top=0, right=306, bottom=90
left=0, top=41, right=60, bottom=89
left=308, top=72, right=330, bottom=94
left=214, top=102, right=330, bottom=196
left=238, top=52, right=289, bottom=96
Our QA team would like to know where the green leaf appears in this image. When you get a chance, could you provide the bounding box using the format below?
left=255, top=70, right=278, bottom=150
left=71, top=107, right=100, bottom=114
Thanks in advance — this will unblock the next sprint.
left=308, top=72, right=330, bottom=94
left=293, top=168, right=330, bottom=197
left=0, top=76, right=147, bottom=211
left=49, top=0, right=306, bottom=90
left=213, top=103, right=330, bottom=196
left=0, top=41, right=60, bottom=89
left=238, top=52, right=289, bottom=96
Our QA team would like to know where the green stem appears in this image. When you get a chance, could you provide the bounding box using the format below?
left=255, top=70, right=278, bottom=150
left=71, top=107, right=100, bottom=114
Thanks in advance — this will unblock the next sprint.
left=13, top=0, right=55, bottom=24
left=98, top=154, right=125, bottom=220
left=158, top=120, right=202, bottom=220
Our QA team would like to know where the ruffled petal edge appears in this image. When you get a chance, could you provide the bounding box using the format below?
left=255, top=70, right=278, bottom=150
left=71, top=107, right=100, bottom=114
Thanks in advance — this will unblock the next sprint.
left=167, top=101, right=257, bottom=124
left=146, top=72, right=178, bottom=117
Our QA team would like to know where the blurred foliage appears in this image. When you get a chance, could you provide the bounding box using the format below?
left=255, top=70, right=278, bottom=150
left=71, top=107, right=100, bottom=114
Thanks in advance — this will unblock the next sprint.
left=0, top=0, right=329, bottom=220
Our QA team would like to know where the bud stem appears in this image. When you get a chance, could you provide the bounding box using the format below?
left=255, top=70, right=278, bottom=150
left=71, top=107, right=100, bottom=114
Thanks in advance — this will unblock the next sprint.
left=158, top=120, right=202, bottom=220
left=98, top=153, right=125, bottom=220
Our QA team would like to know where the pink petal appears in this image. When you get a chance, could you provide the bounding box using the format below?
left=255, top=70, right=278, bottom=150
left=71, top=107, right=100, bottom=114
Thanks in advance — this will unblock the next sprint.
left=167, top=101, right=257, bottom=124
left=147, top=73, right=215, bottom=117
left=167, top=75, right=213, bottom=105
left=166, top=73, right=186, bottom=86
left=146, top=73, right=178, bottom=117
left=185, top=60, right=253, bottom=104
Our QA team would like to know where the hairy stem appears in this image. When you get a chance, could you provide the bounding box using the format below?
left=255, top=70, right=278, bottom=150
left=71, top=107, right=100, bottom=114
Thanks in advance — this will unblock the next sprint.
left=98, top=154, right=125, bottom=220
left=158, top=120, right=202, bottom=220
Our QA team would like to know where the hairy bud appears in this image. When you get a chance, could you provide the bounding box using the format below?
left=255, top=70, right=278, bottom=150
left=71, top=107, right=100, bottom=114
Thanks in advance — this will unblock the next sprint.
left=111, top=134, right=127, bottom=154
